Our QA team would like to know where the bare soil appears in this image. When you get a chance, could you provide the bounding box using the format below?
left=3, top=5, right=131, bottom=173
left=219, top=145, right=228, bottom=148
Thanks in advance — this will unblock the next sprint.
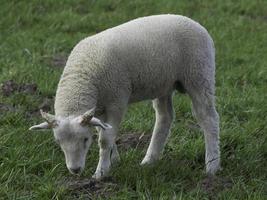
left=1, top=80, right=37, bottom=96
left=64, top=177, right=117, bottom=199
left=200, top=175, right=233, bottom=199
left=0, top=103, right=16, bottom=113
left=116, top=132, right=151, bottom=151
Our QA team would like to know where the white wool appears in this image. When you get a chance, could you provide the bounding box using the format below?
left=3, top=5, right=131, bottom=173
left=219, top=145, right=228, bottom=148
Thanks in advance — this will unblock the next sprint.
left=54, top=14, right=215, bottom=117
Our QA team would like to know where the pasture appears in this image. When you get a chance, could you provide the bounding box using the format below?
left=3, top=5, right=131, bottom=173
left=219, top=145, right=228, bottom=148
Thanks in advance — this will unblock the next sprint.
left=0, top=0, right=266, bottom=199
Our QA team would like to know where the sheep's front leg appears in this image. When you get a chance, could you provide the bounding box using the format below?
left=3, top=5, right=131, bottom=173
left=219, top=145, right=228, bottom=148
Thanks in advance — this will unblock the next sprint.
left=141, top=94, right=174, bottom=165
left=92, top=107, right=125, bottom=180
left=95, top=126, right=120, bottom=164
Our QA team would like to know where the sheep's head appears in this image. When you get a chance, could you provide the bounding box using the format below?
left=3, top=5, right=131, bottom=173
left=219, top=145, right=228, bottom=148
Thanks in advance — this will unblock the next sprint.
left=29, top=107, right=111, bottom=175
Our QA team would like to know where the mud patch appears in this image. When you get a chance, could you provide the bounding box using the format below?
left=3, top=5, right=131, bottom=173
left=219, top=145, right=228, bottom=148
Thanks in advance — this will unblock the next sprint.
left=1, top=80, right=18, bottom=96
left=63, top=177, right=117, bottom=199
left=200, top=176, right=233, bottom=198
left=0, top=103, right=16, bottom=112
left=116, top=132, right=151, bottom=151
left=1, top=80, right=37, bottom=96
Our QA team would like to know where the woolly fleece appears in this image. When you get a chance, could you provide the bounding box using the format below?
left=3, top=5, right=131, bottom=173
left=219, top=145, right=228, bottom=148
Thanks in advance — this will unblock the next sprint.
left=54, top=14, right=215, bottom=117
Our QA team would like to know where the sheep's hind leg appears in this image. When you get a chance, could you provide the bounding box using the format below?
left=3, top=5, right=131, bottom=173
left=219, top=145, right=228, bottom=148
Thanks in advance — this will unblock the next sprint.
left=141, top=94, right=174, bottom=165
left=190, top=91, right=220, bottom=175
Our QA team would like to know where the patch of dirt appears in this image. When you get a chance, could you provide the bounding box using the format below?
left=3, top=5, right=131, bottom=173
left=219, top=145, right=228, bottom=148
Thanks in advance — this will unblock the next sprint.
left=116, top=132, right=151, bottom=150
left=1, top=80, right=37, bottom=96
left=63, top=177, right=117, bottom=199
left=0, top=103, right=16, bottom=112
left=1, top=80, right=17, bottom=96
left=200, top=176, right=233, bottom=198
left=20, top=83, right=37, bottom=94
left=51, top=54, right=67, bottom=68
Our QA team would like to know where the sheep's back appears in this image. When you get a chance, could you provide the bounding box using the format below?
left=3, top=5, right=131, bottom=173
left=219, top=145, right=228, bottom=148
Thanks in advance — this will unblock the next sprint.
left=95, top=14, right=215, bottom=102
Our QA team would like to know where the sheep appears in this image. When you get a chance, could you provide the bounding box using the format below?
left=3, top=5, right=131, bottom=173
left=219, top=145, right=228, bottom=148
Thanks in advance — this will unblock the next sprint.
left=30, top=14, right=220, bottom=180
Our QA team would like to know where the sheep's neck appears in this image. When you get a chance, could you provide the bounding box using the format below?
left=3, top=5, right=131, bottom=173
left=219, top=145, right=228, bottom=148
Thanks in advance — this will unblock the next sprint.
left=54, top=71, right=97, bottom=117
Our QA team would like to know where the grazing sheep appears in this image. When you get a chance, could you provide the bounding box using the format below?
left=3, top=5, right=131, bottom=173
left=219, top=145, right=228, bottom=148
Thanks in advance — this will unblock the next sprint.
left=30, top=14, right=220, bottom=180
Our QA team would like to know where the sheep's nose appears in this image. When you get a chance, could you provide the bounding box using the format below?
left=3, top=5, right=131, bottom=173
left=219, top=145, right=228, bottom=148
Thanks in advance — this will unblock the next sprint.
left=69, top=167, right=81, bottom=174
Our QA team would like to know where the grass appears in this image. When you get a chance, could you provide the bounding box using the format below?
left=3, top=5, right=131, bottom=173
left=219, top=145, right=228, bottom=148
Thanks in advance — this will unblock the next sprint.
left=0, top=0, right=267, bottom=199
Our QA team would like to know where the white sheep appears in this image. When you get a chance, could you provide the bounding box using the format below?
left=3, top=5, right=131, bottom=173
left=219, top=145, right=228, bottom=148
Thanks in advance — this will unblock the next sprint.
left=30, top=14, right=220, bottom=180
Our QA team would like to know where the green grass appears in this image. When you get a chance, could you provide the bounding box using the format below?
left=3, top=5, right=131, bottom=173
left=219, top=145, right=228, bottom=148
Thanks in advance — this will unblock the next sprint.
left=1, top=0, right=267, bottom=199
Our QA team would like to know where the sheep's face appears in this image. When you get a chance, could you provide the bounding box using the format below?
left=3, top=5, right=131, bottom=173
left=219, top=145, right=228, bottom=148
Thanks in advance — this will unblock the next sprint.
left=29, top=108, right=112, bottom=175
left=53, top=116, right=93, bottom=175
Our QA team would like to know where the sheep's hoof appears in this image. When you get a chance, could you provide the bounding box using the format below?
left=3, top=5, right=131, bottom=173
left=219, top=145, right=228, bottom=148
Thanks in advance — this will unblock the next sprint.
left=140, top=156, right=157, bottom=166
left=92, top=171, right=106, bottom=180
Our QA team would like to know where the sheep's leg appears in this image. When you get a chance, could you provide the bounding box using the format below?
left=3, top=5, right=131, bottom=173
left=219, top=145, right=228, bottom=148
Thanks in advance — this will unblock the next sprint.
left=191, top=92, right=220, bottom=175
left=95, top=125, right=120, bottom=164
left=93, top=106, right=125, bottom=180
left=110, top=142, right=120, bottom=163
left=141, top=94, right=174, bottom=165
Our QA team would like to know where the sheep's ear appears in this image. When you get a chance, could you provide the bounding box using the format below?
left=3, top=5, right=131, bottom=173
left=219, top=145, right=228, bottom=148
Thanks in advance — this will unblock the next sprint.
left=29, top=110, right=57, bottom=131
left=79, top=107, right=96, bottom=126
left=79, top=107, right=112, bottom=130
left=40, top=110, right=56, bottom=124
left=29, top=122, right=51, bottom=130
left=89, top=117, right=112, bottom=130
